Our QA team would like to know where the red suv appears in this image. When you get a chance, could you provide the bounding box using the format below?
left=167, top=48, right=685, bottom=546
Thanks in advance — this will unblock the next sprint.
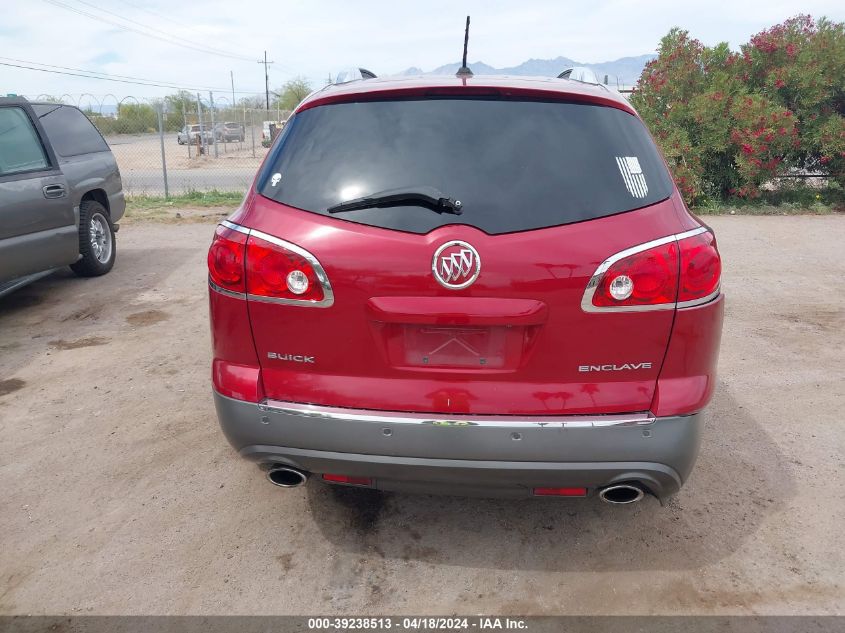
left=208, top=75, right=723, bottom=505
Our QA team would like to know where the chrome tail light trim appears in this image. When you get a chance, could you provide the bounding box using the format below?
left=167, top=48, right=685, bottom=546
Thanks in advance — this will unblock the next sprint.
left=216, top=220, right=334, bottom=308
left=581, top=226, right=720, bottom=313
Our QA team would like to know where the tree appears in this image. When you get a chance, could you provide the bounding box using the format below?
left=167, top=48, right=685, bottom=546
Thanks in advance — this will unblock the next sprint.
left=632, top=16, right=844, bottom=203
left=741, top=16, right=845, bottom=185
left=237, top=95, right=266, bottom=110
left=164, top=90, right=199, bottom=131
left=273, top=77, right=312, bottom=112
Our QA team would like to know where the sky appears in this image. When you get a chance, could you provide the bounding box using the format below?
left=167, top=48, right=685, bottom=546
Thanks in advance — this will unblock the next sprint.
left=2, top=0, right=844, bottom=106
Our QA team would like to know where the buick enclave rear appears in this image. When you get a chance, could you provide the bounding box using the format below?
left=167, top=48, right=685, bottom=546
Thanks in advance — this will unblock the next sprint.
left=208, top=75, right=723, bottom=504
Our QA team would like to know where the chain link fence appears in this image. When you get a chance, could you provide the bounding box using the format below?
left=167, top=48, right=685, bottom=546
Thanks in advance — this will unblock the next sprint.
left=27, top=93, right=291, bottom=196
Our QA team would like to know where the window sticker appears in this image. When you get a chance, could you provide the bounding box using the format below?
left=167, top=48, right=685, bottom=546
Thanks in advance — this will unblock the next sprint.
left=616, top=156, right=648, bottom=199
left=270, top=172, right=282, bottom=187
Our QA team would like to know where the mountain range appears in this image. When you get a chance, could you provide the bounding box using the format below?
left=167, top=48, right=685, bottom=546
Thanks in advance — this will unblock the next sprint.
left=399, top=54, right=654, bottom=87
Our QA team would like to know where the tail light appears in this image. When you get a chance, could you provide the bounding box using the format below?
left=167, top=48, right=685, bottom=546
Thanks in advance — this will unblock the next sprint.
left=208, top=222, right=333, bottom=306
left=591, top=241, right=679, bottom=309
left=246, top=234, right=329, bottom=304
left=584, top=228, right=721, bottom=312
left=678, top=231, right=721, bottom=304
left=208, top=225, right=247, bottom=293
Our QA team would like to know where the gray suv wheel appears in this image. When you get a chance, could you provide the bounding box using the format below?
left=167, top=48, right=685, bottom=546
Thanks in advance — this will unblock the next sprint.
left=71, top=200, right=116, bottom=277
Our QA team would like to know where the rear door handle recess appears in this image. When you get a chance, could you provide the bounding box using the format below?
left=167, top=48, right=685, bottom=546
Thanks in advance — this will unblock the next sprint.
left=43, top=184, right=66, bottom=199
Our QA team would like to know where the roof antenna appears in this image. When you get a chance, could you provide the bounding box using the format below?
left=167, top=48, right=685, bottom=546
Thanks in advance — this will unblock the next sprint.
left=456, top=16, right=473, bottom=77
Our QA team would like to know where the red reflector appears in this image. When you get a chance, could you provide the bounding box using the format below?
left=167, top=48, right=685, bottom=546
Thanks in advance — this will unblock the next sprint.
left=322, top=474, right=373, bottom=486
left=533, top=487, right=588, bottom=497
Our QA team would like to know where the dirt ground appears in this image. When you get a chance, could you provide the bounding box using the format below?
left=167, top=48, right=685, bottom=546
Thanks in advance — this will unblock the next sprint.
left=0, top=215, right=842, bottom=615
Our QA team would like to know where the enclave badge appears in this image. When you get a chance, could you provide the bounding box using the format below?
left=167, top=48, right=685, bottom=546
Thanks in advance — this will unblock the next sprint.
left=432, top=241, right=481, bottom=289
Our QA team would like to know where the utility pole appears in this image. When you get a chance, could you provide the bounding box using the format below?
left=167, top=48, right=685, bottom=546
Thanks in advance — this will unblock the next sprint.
left=209, top=91, right=218, bottom=158
left=257, top=51, right=274, bottom=115
left=196, top=92, right=204, bottom=155
left=230, top=70, right=236, bottom=107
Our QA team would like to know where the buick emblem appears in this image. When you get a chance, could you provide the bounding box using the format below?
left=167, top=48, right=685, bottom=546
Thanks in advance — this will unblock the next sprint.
left=432, top=241, right=481, bottom=289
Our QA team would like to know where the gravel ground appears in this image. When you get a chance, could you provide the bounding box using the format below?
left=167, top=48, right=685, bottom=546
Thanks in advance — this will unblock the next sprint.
left=0, top=215, right=842, bottom=615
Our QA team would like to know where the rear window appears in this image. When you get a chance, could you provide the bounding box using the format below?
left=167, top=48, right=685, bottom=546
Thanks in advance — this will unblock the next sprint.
left=259, top=98, right=674, bottom=235
left=33, top=105, right=108, bottom=157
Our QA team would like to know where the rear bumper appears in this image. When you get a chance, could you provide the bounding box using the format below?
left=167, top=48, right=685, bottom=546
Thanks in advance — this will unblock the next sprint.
left=214, top=391, right=703, bottom=500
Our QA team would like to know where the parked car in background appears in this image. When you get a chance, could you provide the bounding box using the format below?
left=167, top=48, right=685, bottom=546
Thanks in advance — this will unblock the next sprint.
left=208, top=75, right=723, bottom=505
left=177, top=124, right=213, bottom=145
left=0, top=98, right=124, bottom=297
left=214, top=122, right=245, bottom=142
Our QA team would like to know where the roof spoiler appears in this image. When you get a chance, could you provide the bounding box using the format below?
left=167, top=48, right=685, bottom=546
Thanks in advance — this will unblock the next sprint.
left=333, top=68, right=377, bottom=84
left=557, top=67, right=601, bottom=84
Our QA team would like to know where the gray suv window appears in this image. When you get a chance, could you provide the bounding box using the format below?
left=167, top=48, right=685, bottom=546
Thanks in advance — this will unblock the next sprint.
left=0, top=107, right=49, bottom=176
left=259, top=98, right=674, bottom=234
left=33, top=105, right=109, bottom=157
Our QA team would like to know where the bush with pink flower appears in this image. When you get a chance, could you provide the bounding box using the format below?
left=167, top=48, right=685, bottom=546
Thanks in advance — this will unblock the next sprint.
left=631, top=16, right=844, bottom=205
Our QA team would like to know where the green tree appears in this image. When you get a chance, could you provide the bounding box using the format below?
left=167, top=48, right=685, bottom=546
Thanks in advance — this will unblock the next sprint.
left=88, top=102, right=157, bottom=135
left=273, top=77, right=312, bottom=112
left=164, top=90, right=199, bottom=131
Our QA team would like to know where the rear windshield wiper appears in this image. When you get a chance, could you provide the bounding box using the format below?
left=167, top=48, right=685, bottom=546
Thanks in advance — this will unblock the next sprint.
left=327, top=186, right=463, bottom=215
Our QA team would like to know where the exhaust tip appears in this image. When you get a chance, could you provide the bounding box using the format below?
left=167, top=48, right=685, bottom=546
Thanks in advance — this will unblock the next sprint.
left=266, top=466, right=308, bottom=488
left=599, top=484, right=645, bottom=505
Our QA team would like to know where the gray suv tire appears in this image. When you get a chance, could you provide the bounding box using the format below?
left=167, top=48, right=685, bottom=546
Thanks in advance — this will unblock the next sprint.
left=71, top=200, right=116, bottom=277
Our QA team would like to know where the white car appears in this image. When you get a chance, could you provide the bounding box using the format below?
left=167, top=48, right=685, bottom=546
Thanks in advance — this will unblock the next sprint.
left=177, top=124, right=213, bottom=145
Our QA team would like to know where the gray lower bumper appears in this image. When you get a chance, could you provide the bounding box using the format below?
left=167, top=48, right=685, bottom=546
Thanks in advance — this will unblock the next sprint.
left=214, top=391, right=703, bottom=500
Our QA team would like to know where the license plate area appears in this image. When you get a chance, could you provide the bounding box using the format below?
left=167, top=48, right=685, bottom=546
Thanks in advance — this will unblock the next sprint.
left=381, top=324, right=527, bottom=370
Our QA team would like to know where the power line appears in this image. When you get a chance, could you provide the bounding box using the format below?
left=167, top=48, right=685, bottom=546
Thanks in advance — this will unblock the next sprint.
left=71, top=0, right=255, bottom=62
left=114, top=0, right=223, bottom=41
left=2, top=56, right=208, bottom=89
left=0, top=57, right=263, bottom=94
left=41, top=0, right=256, bottom=62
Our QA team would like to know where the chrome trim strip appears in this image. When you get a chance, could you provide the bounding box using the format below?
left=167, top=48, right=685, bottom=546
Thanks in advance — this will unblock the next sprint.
left=246, top=292, right=333, bottom=307
left=581, top=226, right=709, bottom=313
left=208, top=278, right=246, bottom=299
left=674, top=226, right=709, bottom=241
left=216, top=221, right=335, bottom=308
left=258, top=399, right=655, bottom=428
left=220, top=219, right=250, bottom=235
left=676, top=287, right=721, bottom=309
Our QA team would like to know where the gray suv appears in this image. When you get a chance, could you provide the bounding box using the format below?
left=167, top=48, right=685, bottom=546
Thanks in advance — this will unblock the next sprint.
left=0, top=98, right=124, bottom=297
